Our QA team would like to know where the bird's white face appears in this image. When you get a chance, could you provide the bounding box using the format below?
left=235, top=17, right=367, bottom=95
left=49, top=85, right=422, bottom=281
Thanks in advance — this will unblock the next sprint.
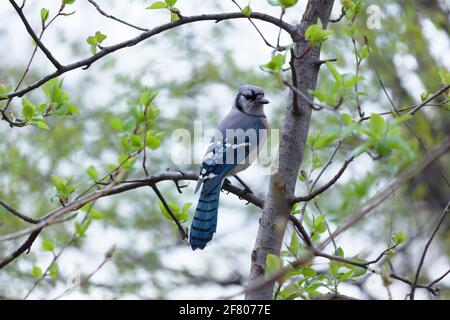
left=235, top=85, right=269, bottom=116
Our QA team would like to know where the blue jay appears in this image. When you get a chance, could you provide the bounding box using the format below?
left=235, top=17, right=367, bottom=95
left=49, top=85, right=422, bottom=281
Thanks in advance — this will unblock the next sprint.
left=189, top=85, right=269, bottom=250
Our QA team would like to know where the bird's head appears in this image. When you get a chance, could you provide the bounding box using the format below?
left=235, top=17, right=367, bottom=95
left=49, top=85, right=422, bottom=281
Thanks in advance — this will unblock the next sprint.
left=234, top=84, right=269, bottom=116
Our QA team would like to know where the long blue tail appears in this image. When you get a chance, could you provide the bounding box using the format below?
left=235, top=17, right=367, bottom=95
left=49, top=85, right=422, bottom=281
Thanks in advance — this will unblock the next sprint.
left=189, top=183, right=222, bottom=250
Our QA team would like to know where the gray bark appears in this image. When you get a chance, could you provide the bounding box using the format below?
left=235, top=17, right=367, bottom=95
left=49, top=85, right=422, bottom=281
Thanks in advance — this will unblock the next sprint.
left=246, top=0, right=336, bottom=300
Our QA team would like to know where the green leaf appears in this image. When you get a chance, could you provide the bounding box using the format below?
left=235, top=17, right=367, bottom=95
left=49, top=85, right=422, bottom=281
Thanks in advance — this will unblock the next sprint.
left=313, top=214, right=327, bottom=233
left=339, top=269, right=354, bottom=282
left=262, top=54, right=285, bottom=71
left=326, top=62, right=343, bottom=84
left=51, top=175, right=65, bottom=192
left=86, top=166, right=99, bottom=180
left=130, top=134, right=143, bottom=148
left=390, top=114, right=412, bottom=128
left=67, top=103, right=80, bottom=115
left=118, top=154, right=135, bottom=169
left=42, top=78, right=66, bottom=103
left=110, top=117, right=125, bottom=131
left=49, top=263, right=59, bottom=279
left=35, top=121, right=50, bottom=130
left=0, top=83, right=12, bottom=98
left=340, top=0, right=353, bottom=10
left=42, top=239, right=55, bottom=252
left=165, top=0, right=177, bottom=6
left=289, top=232, right=299, bottom=256
left=64, top=0, right=76, bottom=4
left=242, top=5, right=252, bottom=17
left=376, top=138, right=392, bottom=156
left=50, top=175, right=75, bottom=197
left=369, top=113, right=385, bottom=135
left=312, top=152, right=323, bottom=169
left=305, top=19, right=333, bottom=46
left=40, top=8, right=49, bottom=25
left=75, top=218, right=92, bottom=237
left=33, top=121, right=50, bottom=130
left=279, top=0, right=299, bottom=8
left=358, top=45, right=369, bottom=60
left=32, top=121, right=50, bottom=130
left=120, top=136, right=133, bottom=152
left=352, top=266, right=367, bottom=277
left=21, top=98, right=36, bottom=121
left=314, top=132, right=338, bottom=149
left=170, top=11, right=180, bottom=22
left=438, top=69, right=450, bottom=85
left=182, top=202, right=192, bottom=213
left=89, top=209, right=103, bottom=220
left=265, top=253, right=282, bottom=278
left=95, top=31, right=107, bottom=43
left=393, top=231, right=408, bottom=245
left=353, top=141, right=375, bottom=157
left=140, top=90, right=152, bottom=106
left=341, top=113, right=353, bottom=125
left=146, top=135, right=161, bottom=149
left=159, top=201, right=173, bottom=221
left=61, top=11, right=76, bottom=16
left=304, top=280, right=323, bottom=293
left=329, top=260, right=342, bottom=276
left=86, top=36, right=97, bottom=45
left=147, top=1, right=168, bottom=9
left=300, top=267, right=316, bottom=277
left=341, top=123, right=358, bottom=139
left=32, top=266, right=43, bottom=279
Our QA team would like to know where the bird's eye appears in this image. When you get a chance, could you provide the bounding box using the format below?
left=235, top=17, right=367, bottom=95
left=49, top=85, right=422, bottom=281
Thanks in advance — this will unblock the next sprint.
left=243, top=92, right=254, bottom=99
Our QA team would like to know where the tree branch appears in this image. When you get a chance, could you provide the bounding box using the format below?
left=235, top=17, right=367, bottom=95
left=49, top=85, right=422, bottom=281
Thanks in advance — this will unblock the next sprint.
left=0, top=171, right=264, bottom=243
left=292, top=154, right=355, bottom=204
left=150, top=184, right=188, bottom=240
left=0, top=199, right=39, bottom=224
left=1, top=11, right=295, bottom=102
left=9, top=0, right=63, bottom=70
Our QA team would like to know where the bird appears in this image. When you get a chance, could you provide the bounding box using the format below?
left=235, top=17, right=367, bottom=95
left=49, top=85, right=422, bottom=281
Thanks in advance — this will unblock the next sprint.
left=189, top=84, right=270, bottom=250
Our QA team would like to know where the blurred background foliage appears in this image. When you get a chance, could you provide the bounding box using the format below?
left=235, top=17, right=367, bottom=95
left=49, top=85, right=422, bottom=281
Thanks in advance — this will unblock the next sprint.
left=0, top=0, right=449, bottom=299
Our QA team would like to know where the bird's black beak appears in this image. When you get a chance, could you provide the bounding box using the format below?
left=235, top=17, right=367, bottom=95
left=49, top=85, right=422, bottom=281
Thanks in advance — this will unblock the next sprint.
left=257, top=98, right=269, bottom=104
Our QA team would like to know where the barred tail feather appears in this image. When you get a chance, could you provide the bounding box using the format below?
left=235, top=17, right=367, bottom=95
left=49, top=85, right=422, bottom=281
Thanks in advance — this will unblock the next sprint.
left=189, top=183, right=222, bottom=250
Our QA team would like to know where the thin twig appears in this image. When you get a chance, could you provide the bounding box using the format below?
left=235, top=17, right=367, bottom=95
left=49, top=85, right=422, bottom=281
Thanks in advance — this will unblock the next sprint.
left=329, top=7, right=345, bottom=23
left=410, top=200, right=450, bottom=299
left=0, top=230, right=40, bottom=269
left=142, top=104, right=150, bottom=177
left=428, top=268, right=450, bottom=287
left=52, top=246, right=115, bottom=300
left=86, top=0, right=149, bottom=32
left=22, top=204, right=95, bottom=299
left=292, top=154, right=355, bottom=204
left=150, top=185, right=188, bottom=240
left=9, top=0, right=63, bottom=70
left=0, top=199, right=39, bottom=224
left=231, top=0, right=277, bottom=49
left=351, top=37, right=364, bottom=118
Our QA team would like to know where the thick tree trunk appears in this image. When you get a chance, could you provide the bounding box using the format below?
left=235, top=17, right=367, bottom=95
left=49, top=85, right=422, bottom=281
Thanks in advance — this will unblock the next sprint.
left=246, top=0, right=335, bottom=300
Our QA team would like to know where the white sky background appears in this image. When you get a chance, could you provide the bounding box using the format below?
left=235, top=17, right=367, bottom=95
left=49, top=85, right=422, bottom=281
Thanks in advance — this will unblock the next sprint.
left=0, top=0, right=449, bottom=300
